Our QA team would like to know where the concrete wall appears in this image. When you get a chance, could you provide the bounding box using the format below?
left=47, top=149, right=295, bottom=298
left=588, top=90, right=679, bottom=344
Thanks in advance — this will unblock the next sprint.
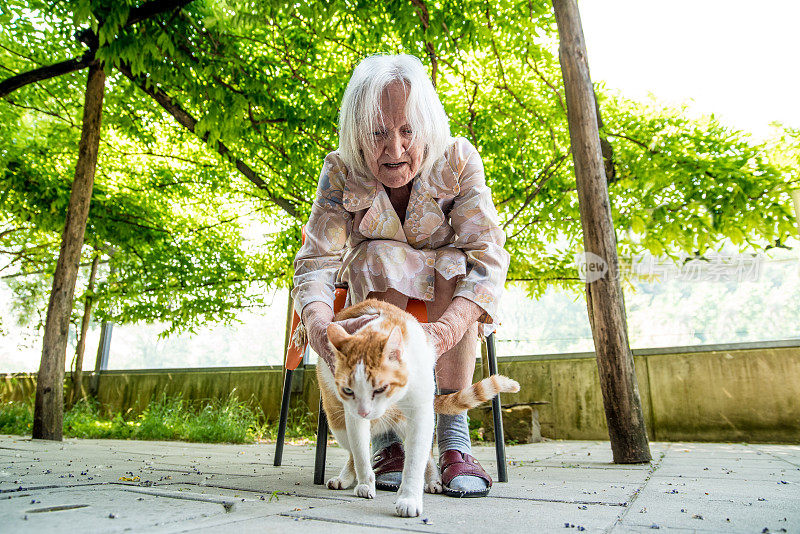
left=2, top=340, right=799, bottom=443
left=495, top=340, right=800, bottom=443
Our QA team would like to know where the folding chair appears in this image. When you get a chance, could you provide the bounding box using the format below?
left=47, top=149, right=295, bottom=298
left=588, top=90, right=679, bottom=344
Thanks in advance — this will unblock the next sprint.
left=272, top=226, right=508, bottom=483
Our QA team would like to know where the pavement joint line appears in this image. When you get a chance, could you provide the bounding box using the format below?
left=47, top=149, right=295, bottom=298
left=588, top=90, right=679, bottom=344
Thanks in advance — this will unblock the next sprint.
left=651, top=476, right=796, bottom=482
left=276, top=492, right=357, bottom=502
left=25, top=503, right=90, bottom=513
left=168, top=513, right=292, bottom=534
left=1, top=481, right=199, bottom=493
left=754, top=446, right=800, bottom=470
left=148, top=467, right=262, bottom=477
left=121, top=485, right=238, bottom=511
left=650, top=474, right=798, bottom=483
left=0, top=492, right=34, bottom=500
left=1, top=484, right=63, bottom=493
left=198, top=483, right=355, bottom=503
left=165, top=479, right=357, bottom=503
left=279, top=512, right=447, bottom=533
left=618, top=520, right=739, bottom=533
left=489, top=495, right=627, bottom=507
left=600, top=443, right=668, bottom=534
left=0, top=446, right=32, bottom=452
left=518, top=463, right=652, bottom=471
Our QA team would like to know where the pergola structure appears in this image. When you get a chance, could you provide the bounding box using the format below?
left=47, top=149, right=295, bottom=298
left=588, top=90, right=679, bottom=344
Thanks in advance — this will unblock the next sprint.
left=2, top=0, right=651, bottom=464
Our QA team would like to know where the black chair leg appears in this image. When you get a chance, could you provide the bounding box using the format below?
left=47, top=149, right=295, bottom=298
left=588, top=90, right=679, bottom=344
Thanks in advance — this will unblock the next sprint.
left=313, top=396, right=329, bottom=485
left=487, top=333, right=508, bottom=482
left=274, top=368, right=293, bottom=467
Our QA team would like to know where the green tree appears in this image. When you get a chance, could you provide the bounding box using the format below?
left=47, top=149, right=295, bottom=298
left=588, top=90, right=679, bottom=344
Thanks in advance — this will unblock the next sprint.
left=2, top=0, right=797, bottom=332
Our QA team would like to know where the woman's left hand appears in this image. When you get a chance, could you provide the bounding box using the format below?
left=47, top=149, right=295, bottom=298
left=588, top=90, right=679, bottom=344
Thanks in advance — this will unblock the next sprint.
left=422, top=297, right=484, bottom=358
left=421, top=321, right=452, bottom=357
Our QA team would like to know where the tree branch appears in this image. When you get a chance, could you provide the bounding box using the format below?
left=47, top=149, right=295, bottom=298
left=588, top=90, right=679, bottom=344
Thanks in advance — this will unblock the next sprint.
left=0, top=54, right=96, bottom=99
left=0, top=0, right=195, bottom=99
left=2, top=98, right=77, bottom=127
left=409, top=0, right=438, bottom=87
left=502, top=153, right=569, bottom=230
left=117, top=62, right=299, bottom=219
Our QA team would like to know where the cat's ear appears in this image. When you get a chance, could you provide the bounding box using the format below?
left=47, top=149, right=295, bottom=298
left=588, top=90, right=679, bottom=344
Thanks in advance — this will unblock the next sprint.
left=327, top=323, right=350, bottom=351
left=383, top=326, right=404, bottom=362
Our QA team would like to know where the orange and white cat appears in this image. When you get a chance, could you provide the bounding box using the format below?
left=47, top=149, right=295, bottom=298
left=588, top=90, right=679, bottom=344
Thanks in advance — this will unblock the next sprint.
left=319, top=299, right=519, bottom=517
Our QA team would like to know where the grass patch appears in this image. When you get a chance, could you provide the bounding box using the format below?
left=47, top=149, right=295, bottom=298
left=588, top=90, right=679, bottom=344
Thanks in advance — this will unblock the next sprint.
left=0, top=394, right=319, bottom=444
left=258, top=402, right=317, bottom=442
left=469, top=414, right=488, bottom=443
left=0, top=399, right=33, bottom=435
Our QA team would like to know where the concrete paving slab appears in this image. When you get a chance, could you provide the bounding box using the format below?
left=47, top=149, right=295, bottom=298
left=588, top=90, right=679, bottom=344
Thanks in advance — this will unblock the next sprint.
left=285, top=492, right=623, bottom=533
left=509, top=463, right=654, bottom=484
left=490, top=466, right=643, bottom=505
left=0, top=457, right=213, bottom=490
left=639, top=475, right=799, bottom=506
left=0, top=480, right=346, bottom=534
left=0, top=484, right=230, bottom=533
left=613, top=476, right=800, bottom=533
left=653, top=462, right=800, bottom=483
left=191, top=467, right=364, bottom=502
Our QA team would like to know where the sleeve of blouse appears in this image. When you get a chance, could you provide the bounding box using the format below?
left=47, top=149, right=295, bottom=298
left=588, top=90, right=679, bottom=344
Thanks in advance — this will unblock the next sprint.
left=449, top=138, right=510, bottom=323
left=291, top=152, right=353, bottom=317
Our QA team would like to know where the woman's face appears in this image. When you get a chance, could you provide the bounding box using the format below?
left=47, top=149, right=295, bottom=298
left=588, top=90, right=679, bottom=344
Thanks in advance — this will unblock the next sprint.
left=365, top=81, right=422, bottom=188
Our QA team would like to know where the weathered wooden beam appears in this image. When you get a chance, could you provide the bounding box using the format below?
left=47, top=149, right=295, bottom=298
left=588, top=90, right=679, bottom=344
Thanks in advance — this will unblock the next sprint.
left=551, top=0, right=651, bottom=463
left=32, top=62, right=106, bottom=441
left=68, top=252, right=100, bottom=408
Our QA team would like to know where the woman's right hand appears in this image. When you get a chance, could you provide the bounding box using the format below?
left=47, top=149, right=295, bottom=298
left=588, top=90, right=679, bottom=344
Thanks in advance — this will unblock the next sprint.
left=302, top=302, right=377, bottom=372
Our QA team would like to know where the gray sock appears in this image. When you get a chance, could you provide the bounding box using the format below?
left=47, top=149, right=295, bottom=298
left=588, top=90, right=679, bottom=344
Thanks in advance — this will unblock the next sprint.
left=437, top=389, right=489, bottom=493
left=372, top=431, right=402, bottom=488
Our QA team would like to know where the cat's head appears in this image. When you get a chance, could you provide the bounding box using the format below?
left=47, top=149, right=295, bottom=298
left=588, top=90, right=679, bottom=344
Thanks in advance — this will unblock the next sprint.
left=326, top=322, right=408, bottom=420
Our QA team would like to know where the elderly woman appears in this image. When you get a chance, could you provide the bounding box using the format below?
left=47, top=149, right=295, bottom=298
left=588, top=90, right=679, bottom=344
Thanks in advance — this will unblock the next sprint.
left=292, top=54, right=509, bottom=498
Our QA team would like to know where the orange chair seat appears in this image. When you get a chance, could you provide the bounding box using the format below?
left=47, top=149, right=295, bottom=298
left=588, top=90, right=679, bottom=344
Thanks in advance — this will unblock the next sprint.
left=285, top=291, right=429, bottom=371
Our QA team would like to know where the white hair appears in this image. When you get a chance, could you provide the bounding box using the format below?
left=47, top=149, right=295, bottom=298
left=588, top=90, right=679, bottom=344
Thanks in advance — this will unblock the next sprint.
left=338, top=54, right=451, bottom=178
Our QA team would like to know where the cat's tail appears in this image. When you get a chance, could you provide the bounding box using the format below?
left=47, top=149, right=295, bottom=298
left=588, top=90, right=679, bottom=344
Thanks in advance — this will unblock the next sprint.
left=433, top=375, right=520, bottom=415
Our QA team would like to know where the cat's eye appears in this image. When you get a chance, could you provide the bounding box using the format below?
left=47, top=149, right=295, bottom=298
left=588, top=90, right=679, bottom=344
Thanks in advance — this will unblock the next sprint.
left=341, top=387, right=353, bottom=396
left=374, top=385, right=388, bottom=394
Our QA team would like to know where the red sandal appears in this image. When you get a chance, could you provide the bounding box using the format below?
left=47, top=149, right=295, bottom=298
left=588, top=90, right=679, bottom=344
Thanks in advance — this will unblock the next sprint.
left=372, top=442, right=404, bottom=492
left=439, top=450, right=492, bottom=498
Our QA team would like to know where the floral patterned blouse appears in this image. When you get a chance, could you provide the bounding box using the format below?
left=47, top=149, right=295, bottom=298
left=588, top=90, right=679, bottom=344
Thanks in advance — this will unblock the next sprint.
left=292, top=136, right=510, bottom=327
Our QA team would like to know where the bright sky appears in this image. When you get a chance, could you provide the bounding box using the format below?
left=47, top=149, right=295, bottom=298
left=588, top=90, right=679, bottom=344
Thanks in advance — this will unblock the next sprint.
left=580, top=0, right=800, bottom=139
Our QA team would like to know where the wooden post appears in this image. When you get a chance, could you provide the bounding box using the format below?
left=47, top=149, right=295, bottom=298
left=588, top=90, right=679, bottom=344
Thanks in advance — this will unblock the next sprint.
left=89, top=320, right=113, bottom=398
left=69, top=252, right=100, bottom=407
left=552, top=0, right=651, bottom=463
left=32, top=62, right=106, bottom=440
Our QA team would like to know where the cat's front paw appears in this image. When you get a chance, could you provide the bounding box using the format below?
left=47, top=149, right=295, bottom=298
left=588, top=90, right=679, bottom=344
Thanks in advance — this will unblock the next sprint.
left=395, top=496, right=423, bottom=517
left=354, top=483, right=376, bottom=499
left=424, top=477, right=443, bottom=494
left=327, top=476, right=352, bottom=490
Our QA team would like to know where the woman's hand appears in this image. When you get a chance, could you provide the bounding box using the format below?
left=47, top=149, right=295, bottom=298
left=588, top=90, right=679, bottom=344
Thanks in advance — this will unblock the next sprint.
left=422, top=297, right=484, bottom=358
left=302, top=302, right=377, bottom=372
left=421, top=322, right=450, bottom=356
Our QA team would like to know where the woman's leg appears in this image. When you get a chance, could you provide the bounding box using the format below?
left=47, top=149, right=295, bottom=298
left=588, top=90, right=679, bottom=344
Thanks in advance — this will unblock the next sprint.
left=424, top=273, right=477, bottom=391
left=426, top=274, right=488, bottom=496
